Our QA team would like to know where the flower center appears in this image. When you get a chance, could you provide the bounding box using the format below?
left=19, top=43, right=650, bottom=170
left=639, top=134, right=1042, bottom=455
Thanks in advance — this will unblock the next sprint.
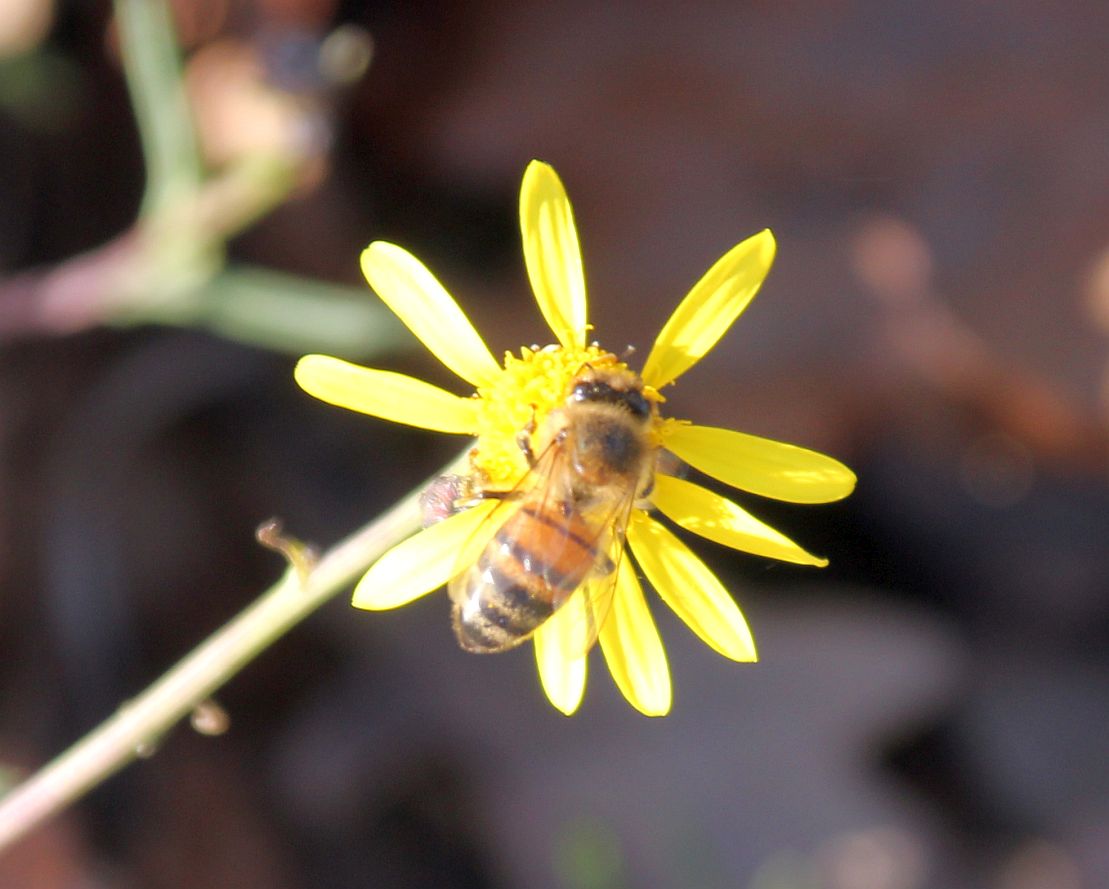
left=471, top=344, right=622, bottom=488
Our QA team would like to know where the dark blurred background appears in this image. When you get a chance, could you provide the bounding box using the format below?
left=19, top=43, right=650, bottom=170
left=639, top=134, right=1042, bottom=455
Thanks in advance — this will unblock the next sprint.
left=0, top=1, right=1107, bottom=887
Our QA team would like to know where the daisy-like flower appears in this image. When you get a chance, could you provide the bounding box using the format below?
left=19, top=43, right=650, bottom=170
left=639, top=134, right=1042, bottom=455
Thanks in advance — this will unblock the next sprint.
left=295, top=161, right=855, bottom=716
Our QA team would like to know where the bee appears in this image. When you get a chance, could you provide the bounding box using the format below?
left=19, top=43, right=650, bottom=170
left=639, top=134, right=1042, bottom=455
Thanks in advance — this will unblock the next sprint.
left=449, top=362, right=659, bottom=653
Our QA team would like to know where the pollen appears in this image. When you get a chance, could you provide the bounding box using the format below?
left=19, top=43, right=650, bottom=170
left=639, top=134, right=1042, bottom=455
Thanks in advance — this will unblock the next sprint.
left=471, top=344, right=620, bottom=488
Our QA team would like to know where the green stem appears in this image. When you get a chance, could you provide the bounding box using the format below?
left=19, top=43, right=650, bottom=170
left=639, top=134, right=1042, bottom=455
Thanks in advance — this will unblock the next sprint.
left=115, top=0, right=203, bottom=216
left=0, top=448, right=471, bottom=853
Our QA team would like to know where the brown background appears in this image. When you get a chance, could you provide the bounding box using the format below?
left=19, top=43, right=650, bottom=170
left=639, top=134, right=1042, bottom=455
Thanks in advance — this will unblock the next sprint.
left=0, top=2, right=1106, bottom=887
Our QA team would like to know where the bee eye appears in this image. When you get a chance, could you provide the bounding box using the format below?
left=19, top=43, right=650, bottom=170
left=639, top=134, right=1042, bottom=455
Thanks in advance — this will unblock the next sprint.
left=571, top=381, right=604, bottom=402
left=622, top=391, right=650, bottom=419
left=571, top=380, right=651, bottom=418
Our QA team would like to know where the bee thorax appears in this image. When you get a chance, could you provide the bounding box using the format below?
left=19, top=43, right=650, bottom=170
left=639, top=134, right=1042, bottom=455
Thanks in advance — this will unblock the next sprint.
left=573, top=414, right=646, bottom=483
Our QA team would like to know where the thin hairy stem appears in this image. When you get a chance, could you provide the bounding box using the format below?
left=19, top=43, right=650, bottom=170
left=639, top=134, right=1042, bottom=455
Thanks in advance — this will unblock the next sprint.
left=0, top=448, right=471, bottom=853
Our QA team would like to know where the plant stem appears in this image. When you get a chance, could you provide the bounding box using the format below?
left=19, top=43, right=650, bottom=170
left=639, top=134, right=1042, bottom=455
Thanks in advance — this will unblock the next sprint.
left=0, top=448, right=471, bottom=854
left=115, top=0, right=202, bottom=216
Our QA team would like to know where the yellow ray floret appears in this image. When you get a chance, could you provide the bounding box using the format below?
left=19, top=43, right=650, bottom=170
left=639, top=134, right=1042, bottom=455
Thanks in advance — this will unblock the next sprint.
left=294, top=355, right=480, bottom=434
left=598, top=567, right=671, bottom=717
left=627, top=513, right=757, bottom=663
left=353, top=502, right=496, bottom=610
left=360, top=241, right=501, bottom=387
left=520, top=161, right=588, bottom=352
left=661, top=421, right=857, bottom=503
left=650, top=473, right=828, bottom=567
left=533, top=595, right=590, bottom=716
left=641, top=229, right=776, bottom=389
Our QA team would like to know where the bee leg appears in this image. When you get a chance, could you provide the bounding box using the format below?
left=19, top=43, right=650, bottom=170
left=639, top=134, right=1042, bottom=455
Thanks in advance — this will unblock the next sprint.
left=516, top=406, right=539, bottom=467
left=516, top=431, right=536, bottom=468
left=634, top=449, right=678, bottom=510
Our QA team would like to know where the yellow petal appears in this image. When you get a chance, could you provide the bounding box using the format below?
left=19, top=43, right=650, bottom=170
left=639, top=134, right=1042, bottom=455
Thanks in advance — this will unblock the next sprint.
left=352, top=501, right=497, bottom=610
left=627, top=513, right=757, bottom=662
left=294, top=354, right=480, bottom=434
left=360, top=241, right=501, bottom=387
left=663, top=423, right=856, bottom=503
left=533, top=593, right=589, bottom=715
left=598, top=566, right=671, bottom=716
left=651, top=474, right=828, bottom=566
left=641, top=229, right=776, bottom=388
left=520, top=160, right=587, bottom=350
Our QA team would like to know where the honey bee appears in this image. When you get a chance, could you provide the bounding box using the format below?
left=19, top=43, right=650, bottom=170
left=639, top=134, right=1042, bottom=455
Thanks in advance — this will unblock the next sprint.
left=449, top=362, right=659, bottom=653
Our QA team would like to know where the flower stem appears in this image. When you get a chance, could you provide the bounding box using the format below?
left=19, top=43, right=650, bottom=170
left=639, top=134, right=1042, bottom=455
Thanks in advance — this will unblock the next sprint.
left=0, top=448, right=471, bottom=853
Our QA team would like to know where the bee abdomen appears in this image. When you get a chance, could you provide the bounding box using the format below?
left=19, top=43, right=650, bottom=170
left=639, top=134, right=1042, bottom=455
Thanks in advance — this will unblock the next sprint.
left=451, top=505, right=598, bottom=653
left=452, top=570, right=555, bottom=653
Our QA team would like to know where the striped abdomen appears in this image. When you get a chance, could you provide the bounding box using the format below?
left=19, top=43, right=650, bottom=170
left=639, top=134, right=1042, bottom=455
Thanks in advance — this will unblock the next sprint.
left=450, top=503, right=601, bottom=653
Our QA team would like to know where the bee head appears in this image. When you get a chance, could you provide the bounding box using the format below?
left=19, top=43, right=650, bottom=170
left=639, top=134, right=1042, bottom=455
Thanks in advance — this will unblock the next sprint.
left=568, top=370, right=652, bottom=420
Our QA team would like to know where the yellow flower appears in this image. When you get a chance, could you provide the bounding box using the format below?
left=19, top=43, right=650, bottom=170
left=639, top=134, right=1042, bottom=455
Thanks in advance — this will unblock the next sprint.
left=295, top=161, right=855, bottom=717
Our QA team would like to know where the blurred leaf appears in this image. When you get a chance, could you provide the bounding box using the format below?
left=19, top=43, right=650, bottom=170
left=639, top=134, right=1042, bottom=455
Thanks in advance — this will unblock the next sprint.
left=0, top=52, right=82, bottom=132
left=193, top=265, right=404, bottom=358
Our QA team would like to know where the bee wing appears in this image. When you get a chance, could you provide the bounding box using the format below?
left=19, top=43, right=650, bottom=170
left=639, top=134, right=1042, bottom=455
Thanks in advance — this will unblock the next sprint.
left=545, top=485, right=640, bottom=662
left=446, top=437, right=568, bottom=608
left=446, top=492, right=522, bottom=608
left=448, top=433, right=640, bottom=661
